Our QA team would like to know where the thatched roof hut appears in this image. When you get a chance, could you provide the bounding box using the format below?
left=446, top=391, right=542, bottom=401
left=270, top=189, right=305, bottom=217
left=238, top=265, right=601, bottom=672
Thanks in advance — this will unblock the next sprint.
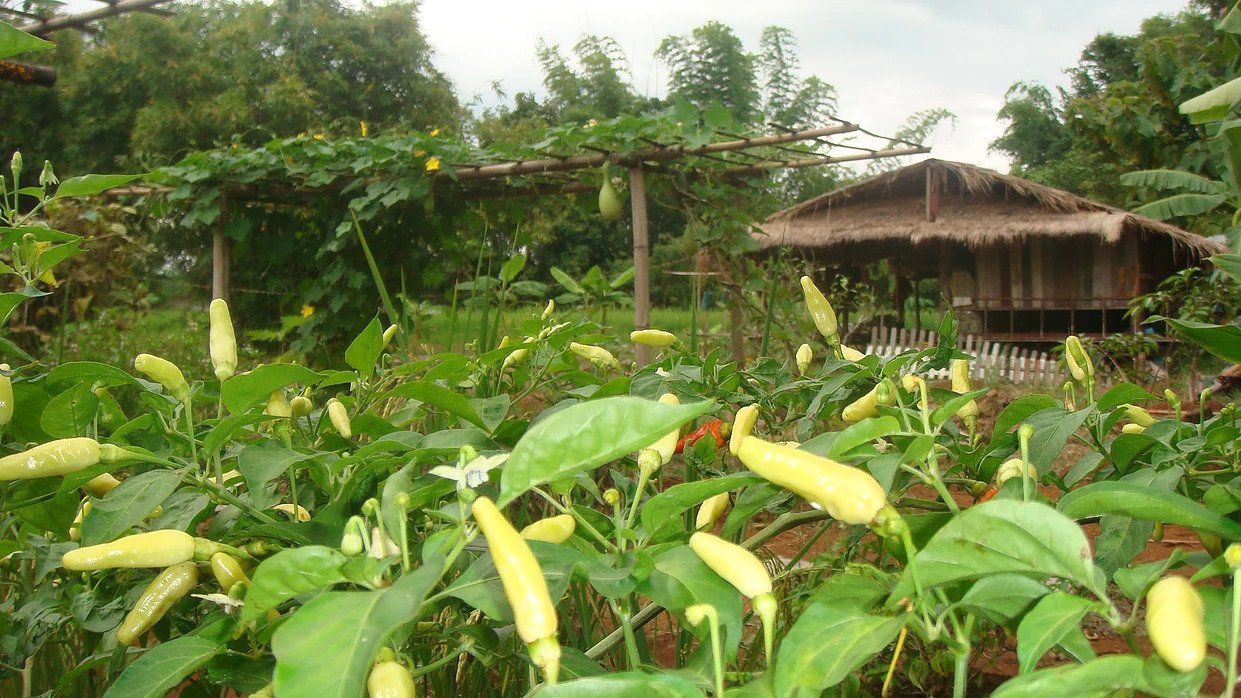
left=757, top=159, right=1226, bottom=340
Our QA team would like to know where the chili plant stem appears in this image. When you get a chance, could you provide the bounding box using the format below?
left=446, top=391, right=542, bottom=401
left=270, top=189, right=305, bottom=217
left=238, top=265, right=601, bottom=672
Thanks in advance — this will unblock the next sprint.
left=1223, top=568, right=1241, bottom=697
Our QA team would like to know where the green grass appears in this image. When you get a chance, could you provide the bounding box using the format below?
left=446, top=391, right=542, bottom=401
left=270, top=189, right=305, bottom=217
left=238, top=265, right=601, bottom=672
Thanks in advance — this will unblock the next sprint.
left=413, top=303, right=739, bottom=354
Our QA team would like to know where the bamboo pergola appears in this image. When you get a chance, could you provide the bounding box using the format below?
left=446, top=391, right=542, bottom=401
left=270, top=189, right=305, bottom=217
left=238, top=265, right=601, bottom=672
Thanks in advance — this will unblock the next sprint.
left=1, top=0, right=177, bottom=85
left=110, top=121, right=929, bottom=365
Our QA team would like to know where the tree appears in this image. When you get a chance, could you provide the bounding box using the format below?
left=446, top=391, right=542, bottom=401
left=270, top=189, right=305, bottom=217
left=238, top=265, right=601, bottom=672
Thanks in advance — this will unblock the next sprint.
left=657, top=21, right=760, bottom=123
left=990, top=6, right=1230, bottom=210
left=0, top=0, right=462, bottom=173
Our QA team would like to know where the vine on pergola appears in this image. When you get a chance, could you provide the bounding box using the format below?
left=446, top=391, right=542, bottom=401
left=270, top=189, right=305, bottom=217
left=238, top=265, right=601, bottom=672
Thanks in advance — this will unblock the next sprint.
left=140, top=103, right=928, bottom=361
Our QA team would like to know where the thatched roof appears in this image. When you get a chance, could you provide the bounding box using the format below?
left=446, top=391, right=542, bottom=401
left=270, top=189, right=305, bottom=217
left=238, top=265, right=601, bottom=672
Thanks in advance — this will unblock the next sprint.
left=758, top=159, right=1226, bottom=257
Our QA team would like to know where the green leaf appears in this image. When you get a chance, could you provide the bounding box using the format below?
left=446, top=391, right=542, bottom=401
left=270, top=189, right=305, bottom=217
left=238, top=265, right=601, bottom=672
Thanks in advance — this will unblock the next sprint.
left=773, top=600, right=907, bottom=695
left=528, top=670, right=706, bottom=697
left=40, top=383, right=98, bottom=438
left=46, top=361, right=141, bottom=390
left=930, top=388, right=989, bottom=427
left=1211, top=253, right=1241, bottom=284
left=637, top=545, right=745, bottom=659
left=1092, top=516, right=1154, bottom=577
left=498, top=397, right=716, bottom=505
left=550, top=266, right=585, bottom=294
left=237, top=444, right=319, bottom=510
left=1131, top=193, right=1226, bottom=220
left=271, top=563, right=439, bottom=698
left=0, top=22, right=53, bottom=60
left=381, top=465, right=454, bottom=538
left=640, top=472, right=764, bottom=540
left=891, top=501, right=1101, bottom=599
left=499, top=252, right=526, bottom=283
left=991, top=654, right=1146, bottom=697
left=991, top=394, right=1058, bottom=442
left=241, top=546, right=350, bottom=625
left=378, top=380, right=486, bottom=430
left=1057, top=482, right=1241, bottom=541
left=1022, top=406, right=1092, bottom=471
left=1179, top=76, right=1241, bottom=124
left=444, top=543, right=585, bottom=621
left=1096, top=382, right=1157, bottom=412
left=81, top=470, right=183, bottom=546
left=1016, top=592, right=1096, bottom=673
left=102, top=635, right=222, bottom=698
left=54, top=174, right=147, bottom=199
left=824, top=416, right=901, bottom=459
left=345, top=317, right=383, bottom=379
left=959, top=574, right=1052, bottom=628
left=1161, top=318, right=1241, bottom=363
left=221, top=364, right=322, bottom=414
left=1119, top=169, right=1224, bottom=194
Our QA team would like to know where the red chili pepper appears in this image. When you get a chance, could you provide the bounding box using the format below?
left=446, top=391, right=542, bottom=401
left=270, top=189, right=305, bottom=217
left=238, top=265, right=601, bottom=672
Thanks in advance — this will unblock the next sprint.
left=675, top=419, right=729, bottom=454
left=976, top=486, right=998, bottom=504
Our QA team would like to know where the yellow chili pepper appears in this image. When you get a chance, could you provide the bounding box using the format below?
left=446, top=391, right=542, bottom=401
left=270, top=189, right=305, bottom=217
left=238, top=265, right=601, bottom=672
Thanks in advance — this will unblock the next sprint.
left=735, top=436, right=887, bottom=525
left=729, top=405, right=759, bottom=456
left=83, top=472, right=121, bottom=497
left=1121, top=423, right=1146, bottom=435
left=63, top=530, right=196, bottom=571
left=630, top=329, right=677, bottom=348
left=839, top=344, right=865, bottom=362
left=133, top=354, right=190, bottom=403
left=327, top=398, right=352, bottom=439
left=688, top=531, right=779, bottom=662
left=995, top=457, right=1036, bottom=487
left=569, top=342, right=620, bottom=371
left=273, top=503, right=310, bottom=522
left=367, top=659, right=416, bottom=698
left=116, top=561, right=198, bottom=645
left=1063, top=335, right=1092, bottom=382
left=0, top=437, right=105, bottom=481
left=0, top=363, right=13, bottom=426
left=795, top=344, right=813, bottom=375
left=471, top=497, right=559, bottom=683
left=799, top=276, right=838, bottom=345
left=520, top=514, right=576, bottom=544
left=210, top=552, right=249, bottom=590
left=209, top=299, right=238, bottom=382
left=842, top=384, right=892, bottom=423
left=696, top=493, right=730, bottom=530
left=1146, top=576, right=1206, bottom=672
left=1122, top=404, right=1156, bottom=428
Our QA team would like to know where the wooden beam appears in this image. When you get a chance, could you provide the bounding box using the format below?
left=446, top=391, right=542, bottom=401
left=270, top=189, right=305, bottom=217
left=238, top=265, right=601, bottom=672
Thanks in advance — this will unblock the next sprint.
left=0, top=60, right=55, bottom=86
left=451, top=123, right=861, bottom=181
left=714, top=146, right=930, bottom=178
left=20, top=0, right=174, bottom=35
left=629, top=166, right=651, bottom=366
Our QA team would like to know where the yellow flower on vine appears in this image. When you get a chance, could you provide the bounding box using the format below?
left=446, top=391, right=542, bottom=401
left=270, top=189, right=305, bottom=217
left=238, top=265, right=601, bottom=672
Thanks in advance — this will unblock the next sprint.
left=313, top=133, right=325, bottom=140
left=429, top=128, right=440, bottom=137
left=300, top=304, right=315, bottom=318
left=360, top=121, right=369, bottom=137
left=425, top=156, right=441, bottom=172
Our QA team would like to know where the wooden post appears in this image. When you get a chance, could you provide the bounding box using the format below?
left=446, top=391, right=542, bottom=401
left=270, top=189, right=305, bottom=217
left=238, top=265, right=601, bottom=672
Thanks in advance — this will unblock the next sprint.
left=629, top=166, right=651, bottom=366
left=912, top=277, right=920, bottom=330
left=212, top=196, right=231, bottom=302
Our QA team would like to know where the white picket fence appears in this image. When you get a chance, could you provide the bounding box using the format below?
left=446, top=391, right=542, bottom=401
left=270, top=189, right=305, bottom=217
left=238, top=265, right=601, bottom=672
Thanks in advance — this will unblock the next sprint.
left=862, top=327, right=1066, bottom=385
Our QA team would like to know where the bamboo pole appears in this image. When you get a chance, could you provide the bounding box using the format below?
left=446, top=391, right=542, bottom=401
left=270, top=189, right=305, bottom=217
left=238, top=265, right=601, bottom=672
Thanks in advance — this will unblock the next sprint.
left=451, top=123, right=861, bottom=181
left=20, top=0, right=174, bottom=34
left=630, top=166, right=651, bottom=367
left=212, top=196, right=230, bottom=302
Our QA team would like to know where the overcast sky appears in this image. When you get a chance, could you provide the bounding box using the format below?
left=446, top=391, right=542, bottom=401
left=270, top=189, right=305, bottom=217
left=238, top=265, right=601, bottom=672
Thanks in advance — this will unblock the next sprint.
left=421, top=0, right=1191, bottom=171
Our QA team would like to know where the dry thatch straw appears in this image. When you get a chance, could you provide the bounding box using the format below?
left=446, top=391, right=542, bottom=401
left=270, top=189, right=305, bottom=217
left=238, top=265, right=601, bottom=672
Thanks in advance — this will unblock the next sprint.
left=758, top=159, right=1227, bottom=257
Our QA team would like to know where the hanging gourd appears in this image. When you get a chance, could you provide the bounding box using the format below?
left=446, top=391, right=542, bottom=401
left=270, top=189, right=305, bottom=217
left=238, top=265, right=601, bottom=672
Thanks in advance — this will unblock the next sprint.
left=598, top=164, right=623, bottom=220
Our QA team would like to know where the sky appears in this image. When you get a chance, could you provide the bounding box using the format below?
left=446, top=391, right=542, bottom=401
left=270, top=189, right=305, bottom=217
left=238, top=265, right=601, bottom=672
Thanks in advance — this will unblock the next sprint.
left=420, top=0, right=1191, bottom=171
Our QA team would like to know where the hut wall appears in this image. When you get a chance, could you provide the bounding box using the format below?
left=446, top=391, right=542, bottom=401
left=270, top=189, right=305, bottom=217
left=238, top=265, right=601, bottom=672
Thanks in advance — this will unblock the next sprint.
left=972, top=237, right=1138, bottom=310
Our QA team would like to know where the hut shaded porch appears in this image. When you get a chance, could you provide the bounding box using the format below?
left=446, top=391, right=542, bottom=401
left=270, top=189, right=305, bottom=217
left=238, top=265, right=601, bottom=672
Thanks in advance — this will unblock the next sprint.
left=786, top=230, right=1191, bottom=343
